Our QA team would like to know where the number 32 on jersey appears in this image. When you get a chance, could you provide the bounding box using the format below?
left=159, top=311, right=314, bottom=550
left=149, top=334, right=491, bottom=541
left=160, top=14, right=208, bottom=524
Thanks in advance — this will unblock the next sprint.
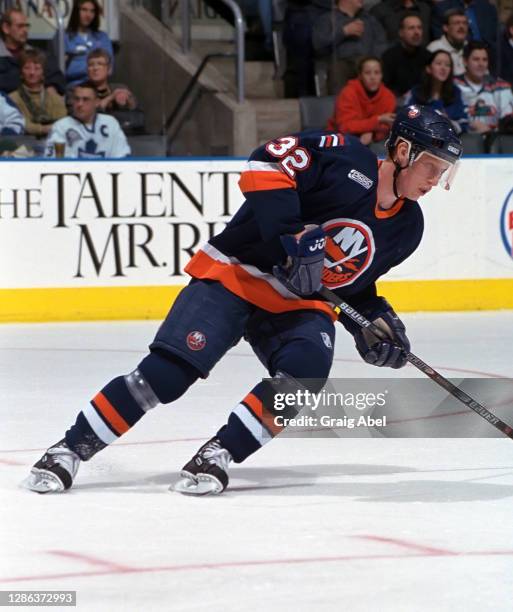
left=266, top=136, right=311, bottom=179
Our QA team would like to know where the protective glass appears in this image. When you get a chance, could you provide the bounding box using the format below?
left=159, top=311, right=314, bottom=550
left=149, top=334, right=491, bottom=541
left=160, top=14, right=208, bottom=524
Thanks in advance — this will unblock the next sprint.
left=412, top=150, right=460, bottom=191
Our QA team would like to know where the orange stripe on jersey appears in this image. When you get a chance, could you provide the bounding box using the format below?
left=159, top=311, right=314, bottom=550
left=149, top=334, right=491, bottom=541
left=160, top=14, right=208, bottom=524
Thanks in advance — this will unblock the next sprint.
left=243, top=392, right=283, bottom=436
left=375, top=197, right=405, bottom=219
left=92, top=392, right=130, bottom=436
left=185, top=250, right=337, bottom=321
left=239, top=170, right=296, bottom=193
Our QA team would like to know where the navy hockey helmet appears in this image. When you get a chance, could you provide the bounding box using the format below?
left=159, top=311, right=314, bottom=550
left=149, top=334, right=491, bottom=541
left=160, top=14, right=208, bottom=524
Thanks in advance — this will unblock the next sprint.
left=387, top=105, right=463, bottom=164
left=386, top=105, right=463, bottom=193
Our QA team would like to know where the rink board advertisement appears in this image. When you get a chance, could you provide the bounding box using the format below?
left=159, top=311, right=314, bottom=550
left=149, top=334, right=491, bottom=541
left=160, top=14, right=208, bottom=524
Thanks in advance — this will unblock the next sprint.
left=0, top=158, right=512, bottom=321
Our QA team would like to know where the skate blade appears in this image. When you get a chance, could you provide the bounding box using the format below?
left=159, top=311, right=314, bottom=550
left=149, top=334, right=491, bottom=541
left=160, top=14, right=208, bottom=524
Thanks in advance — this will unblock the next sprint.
left=20, top=469, right=65, bottom=494
left=171, top=472, right=223, bottom=496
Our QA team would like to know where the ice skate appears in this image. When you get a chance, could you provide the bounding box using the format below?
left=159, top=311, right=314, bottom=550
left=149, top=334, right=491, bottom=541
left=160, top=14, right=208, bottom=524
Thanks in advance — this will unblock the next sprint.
left=21, top=439, right=80, bottom=493
left=173, top=437, right=232, bottom=496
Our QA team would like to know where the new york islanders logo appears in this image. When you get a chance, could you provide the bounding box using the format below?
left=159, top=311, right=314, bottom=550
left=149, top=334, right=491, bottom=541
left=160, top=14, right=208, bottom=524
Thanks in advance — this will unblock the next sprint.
left=500, top=187, right=513, bottom=259
left=186, top=331, right=207, bottom=351
left=321, top=218, right=375, bottom=288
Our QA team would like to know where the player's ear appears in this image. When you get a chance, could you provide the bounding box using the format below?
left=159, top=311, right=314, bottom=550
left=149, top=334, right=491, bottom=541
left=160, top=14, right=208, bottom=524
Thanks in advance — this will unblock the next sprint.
left=393, top=140, right=409, bottom=167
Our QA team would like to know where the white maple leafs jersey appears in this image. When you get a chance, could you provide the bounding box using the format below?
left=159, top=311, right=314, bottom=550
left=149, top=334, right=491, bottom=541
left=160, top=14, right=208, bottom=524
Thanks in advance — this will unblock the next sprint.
left=0, top=92, right=24, bottom=135
left=455, top=75, right=513, bottom=130
left=45, top=113, right=131, bottom=158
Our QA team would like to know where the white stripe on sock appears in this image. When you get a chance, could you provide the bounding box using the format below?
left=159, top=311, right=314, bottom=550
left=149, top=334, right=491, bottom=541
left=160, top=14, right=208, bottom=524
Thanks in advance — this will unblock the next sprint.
left=83, top=403, right=118, bottom=445
left=233, top=403, right=272, bottom=446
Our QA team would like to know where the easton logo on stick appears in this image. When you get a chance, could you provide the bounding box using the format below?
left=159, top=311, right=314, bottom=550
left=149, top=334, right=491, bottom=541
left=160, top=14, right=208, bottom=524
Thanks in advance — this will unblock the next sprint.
left=321, top=218, right=376, bottom=288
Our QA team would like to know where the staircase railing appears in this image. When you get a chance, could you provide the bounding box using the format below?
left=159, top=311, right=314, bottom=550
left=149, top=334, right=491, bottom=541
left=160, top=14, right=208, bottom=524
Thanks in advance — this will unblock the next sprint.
left=179, top=0, right=245, bottom=103
left=163, top=51, right=235, bottom=145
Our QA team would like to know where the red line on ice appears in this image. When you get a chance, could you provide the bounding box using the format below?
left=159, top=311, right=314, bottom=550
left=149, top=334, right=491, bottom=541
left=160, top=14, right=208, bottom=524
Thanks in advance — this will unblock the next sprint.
left=0, top=458, right=24, bottom=465
left=1, top=547, right=513, bottom=584
left=3, top=346, right=509, bottom=379
left=46, top=550, right=135, bottom=571
left=230, top=352, right=510, bottom=380
left=3, top=388, right=513, bottom=455
left=0, top=437, right=208, bottom=454
left=355, top=535, right=458, bottom=556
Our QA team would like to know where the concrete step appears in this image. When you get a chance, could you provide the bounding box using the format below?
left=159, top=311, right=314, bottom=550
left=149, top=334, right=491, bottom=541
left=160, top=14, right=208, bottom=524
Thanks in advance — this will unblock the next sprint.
left=209, top=59, right=283, bottom=99
left=251, top=98, right=301, bottom=144
left=192, top=40, right=235, bottom=56
left=171, top=20, right=235, bottom=42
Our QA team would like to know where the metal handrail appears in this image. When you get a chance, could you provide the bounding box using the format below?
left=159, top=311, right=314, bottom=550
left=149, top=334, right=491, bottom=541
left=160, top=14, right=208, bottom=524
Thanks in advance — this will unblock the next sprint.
left=164, top=51, right=235, bottom=142
left=180, top=0, right=191, bottom=54
left=180, top=0, right=245, bottom=104
left=46, top=0, right=66, bottom=73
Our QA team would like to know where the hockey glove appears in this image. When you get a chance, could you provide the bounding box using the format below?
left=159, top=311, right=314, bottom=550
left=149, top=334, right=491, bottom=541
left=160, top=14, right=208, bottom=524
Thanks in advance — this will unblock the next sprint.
left=348, top=299, right=410, bottom=369
left=273, top=225, right=326, bottom=297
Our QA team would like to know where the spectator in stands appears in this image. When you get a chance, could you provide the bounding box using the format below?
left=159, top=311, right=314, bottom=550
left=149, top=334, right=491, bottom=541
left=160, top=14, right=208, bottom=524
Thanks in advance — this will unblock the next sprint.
left=86, top=49, right=136, bottom=112
left=382, top=13, right=430, bottom=99
left=427, top=9, right=468, bottom=77
left=65, top=0, right=114, bottom=87
left=9, top=49, right=66, bottom=137
left=455, top=41, right=513, bottom=134
left=0, top=90, right=24, bottom=134
left=371, top=0, right=431, bottom=46
left=45, top=81, right=130, bottom=157
left=247, top=0, right=274, bottom=55
left=282, top=0, right=320, bottom=97
left=0, top=8, right=65, bottom=95
left=327, top=55, right=396, bottom=145
left=431, top=0, right=498, bottom=61
left=499, top=12, right=513, bottom=88
left=405, top=50, right=468, bottom=133
left=312, top=0, right=387, bottom=94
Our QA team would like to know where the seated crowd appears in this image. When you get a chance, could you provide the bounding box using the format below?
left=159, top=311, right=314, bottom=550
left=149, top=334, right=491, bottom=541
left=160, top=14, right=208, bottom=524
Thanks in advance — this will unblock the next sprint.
left=0, top=2, right=140, bottom=157
left=0, top=0, right=512, bottom=156
left=313, top=2, right=513, bottom=152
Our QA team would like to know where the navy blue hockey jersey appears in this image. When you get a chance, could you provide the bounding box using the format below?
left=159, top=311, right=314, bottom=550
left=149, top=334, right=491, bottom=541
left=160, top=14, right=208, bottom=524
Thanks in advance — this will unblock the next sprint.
left=185, top=132, right=424, bottom=320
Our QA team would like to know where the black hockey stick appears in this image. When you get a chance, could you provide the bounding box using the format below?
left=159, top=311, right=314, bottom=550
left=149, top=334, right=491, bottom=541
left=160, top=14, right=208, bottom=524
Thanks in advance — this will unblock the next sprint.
left=318, top=286, right=513, bottom=440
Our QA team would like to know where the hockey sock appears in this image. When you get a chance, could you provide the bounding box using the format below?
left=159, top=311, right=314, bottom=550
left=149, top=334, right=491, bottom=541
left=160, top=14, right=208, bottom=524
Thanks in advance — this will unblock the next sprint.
left=65, top=351, right=200, bottom=460
left=217, top=376, right=299, bottom=463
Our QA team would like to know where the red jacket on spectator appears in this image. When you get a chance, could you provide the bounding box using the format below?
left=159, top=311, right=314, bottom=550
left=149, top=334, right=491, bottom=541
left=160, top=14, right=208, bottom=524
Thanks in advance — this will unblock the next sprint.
left=327, top=78, right=396, bottom=142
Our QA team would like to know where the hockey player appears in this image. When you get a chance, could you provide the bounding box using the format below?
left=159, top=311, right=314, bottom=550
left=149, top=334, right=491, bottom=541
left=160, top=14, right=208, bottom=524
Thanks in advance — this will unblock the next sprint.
left=45, top=81, right=130, bottom=158
left=23, top=105, right=462, bottom=496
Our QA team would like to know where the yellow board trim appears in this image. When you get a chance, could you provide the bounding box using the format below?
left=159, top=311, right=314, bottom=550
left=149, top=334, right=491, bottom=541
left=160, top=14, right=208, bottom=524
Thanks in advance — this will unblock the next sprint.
left=0, top=278, right=512, bottom=323
left=376, top=278, right=513, bottom=312
left=0, top=286, right=184, bottom=323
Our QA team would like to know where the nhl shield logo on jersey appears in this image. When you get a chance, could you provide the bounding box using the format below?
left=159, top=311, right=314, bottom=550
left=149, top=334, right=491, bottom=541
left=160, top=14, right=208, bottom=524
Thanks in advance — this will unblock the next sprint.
left=186, top=331, right=207, bottom=351
left=321, top=218, right=375, bottom=288
left=500, top=187, right=513, bottom=259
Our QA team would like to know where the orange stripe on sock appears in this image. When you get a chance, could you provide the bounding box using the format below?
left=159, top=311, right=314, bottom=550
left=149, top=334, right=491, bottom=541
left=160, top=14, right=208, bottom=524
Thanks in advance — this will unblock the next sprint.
left=243, top=392, right=283, bottom=436
left=92, top=392, right=130, bottom=436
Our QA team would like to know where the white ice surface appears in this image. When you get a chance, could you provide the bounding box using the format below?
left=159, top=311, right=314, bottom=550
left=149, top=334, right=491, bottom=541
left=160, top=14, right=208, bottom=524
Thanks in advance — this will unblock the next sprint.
left=1, top=312, right=513, bottom=612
